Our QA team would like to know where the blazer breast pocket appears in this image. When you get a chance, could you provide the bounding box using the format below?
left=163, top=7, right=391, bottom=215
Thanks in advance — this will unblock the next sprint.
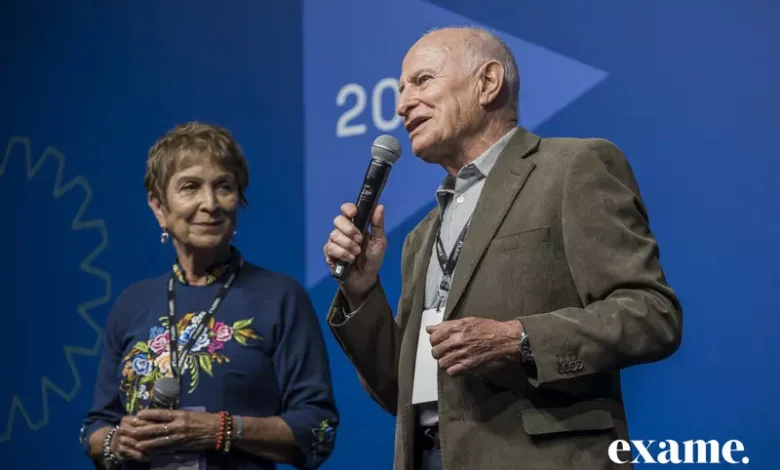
left=490, top=226, right=550, bottom=252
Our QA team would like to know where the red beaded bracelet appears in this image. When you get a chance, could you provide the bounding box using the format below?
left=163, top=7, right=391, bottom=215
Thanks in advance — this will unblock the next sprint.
left=216, top=411, right=233, bottom=453
left=216, top=411, right=227, bottom=452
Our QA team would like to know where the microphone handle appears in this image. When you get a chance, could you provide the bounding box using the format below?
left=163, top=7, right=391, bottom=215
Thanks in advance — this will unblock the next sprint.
left=148, top=394, right=178, bottom=410
left=333, top=159, right=392, bottom=281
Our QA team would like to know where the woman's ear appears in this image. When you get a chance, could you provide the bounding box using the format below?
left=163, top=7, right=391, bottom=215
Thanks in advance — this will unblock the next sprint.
left=147, top=193, right=167, bottom=228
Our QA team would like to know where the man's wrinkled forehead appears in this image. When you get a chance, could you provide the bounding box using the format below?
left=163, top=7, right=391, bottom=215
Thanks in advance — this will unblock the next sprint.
left=398, top=39, right=459, bottom=88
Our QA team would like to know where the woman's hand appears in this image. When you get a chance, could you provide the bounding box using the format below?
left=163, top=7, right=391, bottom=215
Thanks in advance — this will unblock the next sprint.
left=112, top=416, right=151, bottom=462
left=132, top=409, right=220, bottom=455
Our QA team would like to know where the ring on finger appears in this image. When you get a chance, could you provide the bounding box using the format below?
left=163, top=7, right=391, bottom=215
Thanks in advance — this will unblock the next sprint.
left=115, top=442, right=126, bottom=461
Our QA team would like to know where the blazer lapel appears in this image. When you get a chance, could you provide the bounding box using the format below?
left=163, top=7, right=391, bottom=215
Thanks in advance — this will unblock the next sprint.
left=398, top=209, right=439, bottom=408
left=410, top=211, right=440, bottom=316
left=443, top=128, right=541, bottom=319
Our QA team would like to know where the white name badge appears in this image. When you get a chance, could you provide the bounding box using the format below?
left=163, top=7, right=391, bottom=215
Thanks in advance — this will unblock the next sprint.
left=149, top=452, right=205, bottom=470
left=150, top=406, right=207, bottom=470
left=412, top=308, right=444, bottom=405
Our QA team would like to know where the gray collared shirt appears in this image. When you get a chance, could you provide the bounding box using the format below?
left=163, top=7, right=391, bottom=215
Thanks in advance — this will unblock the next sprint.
left=417, top=127, right=517, bottom=427
left=424, top=127, right=517, bottom=310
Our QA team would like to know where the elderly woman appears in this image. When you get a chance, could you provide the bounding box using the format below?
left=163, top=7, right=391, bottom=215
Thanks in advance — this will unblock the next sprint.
left=80, top=122, right=338, bottom=470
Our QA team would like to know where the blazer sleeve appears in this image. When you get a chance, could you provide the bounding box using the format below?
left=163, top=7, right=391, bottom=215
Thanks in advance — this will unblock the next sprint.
left=518, top=138, right=683, bottom=387
left=326, top=232, right=416, bottom=415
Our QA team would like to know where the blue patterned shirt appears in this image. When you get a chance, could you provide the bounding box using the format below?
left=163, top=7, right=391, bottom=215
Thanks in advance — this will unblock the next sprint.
left=80, top=253, right=339, bottom=469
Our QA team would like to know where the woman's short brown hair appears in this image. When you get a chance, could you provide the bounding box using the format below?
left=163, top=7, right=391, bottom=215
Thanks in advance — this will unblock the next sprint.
left=144, top=122, right=249, bottom=207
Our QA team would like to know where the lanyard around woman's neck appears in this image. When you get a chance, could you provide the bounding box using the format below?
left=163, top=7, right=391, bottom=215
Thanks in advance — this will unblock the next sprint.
left=166, top=251, right=243, bottom=380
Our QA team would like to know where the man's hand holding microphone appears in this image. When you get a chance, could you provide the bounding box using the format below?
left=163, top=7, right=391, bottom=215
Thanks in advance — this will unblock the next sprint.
left=324, top=202, right=388, bottom=311
left=322, top=134, right=401, bottom=310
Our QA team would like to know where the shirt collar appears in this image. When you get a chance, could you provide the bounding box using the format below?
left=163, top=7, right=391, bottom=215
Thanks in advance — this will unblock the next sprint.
left=435, top=127, right=518, bottom=205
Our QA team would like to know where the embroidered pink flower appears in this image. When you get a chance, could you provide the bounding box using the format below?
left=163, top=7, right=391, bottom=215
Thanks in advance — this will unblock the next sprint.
left=214, top=322, right=234, bottom=343
left=207, top=340, right=225, bottom=353
left=148, top=331, right=170, bottom=355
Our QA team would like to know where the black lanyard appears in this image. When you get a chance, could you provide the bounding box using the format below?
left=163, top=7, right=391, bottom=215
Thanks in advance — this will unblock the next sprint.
left=166, top=256, right=243, bottom=380
left=434, top=216, right=471, bottom=308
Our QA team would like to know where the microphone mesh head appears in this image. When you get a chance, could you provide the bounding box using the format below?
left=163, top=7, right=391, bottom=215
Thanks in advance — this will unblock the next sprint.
left=371, top=135, right=402, bottom=164
left=152, top=376, right=180, bottom=406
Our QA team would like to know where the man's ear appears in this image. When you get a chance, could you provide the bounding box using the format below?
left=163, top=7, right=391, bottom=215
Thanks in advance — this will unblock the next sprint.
left=477, top=60, right=505, bottom=108
left=147, top=193, right=167, bottom=229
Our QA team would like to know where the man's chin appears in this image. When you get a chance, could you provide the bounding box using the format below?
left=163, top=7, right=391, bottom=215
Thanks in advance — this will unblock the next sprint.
left=413, top=147, right=443, bottom=165
left=411, top=140, right=437, bottom=163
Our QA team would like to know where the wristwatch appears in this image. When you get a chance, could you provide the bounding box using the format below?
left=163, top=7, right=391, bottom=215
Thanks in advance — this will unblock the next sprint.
left=517, top=329, right=535, bottom=364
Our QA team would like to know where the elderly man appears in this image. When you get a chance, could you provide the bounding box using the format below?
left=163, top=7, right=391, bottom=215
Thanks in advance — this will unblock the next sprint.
left=323, top=26, right=682, bottom=470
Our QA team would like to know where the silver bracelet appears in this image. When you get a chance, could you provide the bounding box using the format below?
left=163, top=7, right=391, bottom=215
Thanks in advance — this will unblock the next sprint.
left=235, top=415, right=244, bottom=441
left=103, top=425, right=120, bottom=468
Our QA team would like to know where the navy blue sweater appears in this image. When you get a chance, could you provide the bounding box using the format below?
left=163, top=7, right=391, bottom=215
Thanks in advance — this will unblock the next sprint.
left=81, top=258, right=339, bottom=469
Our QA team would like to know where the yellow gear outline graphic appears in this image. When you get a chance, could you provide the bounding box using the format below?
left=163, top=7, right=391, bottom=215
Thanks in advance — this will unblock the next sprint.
left=0, top=136, right=111, bottom=442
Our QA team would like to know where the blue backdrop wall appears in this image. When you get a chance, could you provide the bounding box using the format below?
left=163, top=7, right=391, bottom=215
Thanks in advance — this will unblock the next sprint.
left=2, top=0, right=778, bottom=468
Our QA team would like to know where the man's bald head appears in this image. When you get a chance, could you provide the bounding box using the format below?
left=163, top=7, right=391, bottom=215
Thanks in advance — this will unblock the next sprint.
left=417, top=27, right=520, bottom=116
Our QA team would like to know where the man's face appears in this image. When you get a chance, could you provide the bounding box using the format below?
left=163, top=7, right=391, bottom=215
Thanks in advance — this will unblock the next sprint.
left=396, top=34, right=480, bottom=163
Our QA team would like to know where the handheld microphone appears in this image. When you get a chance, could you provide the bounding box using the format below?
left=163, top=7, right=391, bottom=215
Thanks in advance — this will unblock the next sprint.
left=332, top=134, right=402, bottom=281
left=149, top=376, right=180, bottom=409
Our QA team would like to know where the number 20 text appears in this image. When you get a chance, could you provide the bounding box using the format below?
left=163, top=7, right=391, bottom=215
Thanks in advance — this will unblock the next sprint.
left=336, top=78, right=402, bottom=138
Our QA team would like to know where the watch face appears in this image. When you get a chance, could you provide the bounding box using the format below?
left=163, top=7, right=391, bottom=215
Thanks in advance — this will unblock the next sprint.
left=519, top=336, right=534, bottom=363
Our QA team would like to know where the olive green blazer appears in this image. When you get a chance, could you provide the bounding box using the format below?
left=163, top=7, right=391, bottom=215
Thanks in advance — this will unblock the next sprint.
left=327, top=127, right=682, bottom=470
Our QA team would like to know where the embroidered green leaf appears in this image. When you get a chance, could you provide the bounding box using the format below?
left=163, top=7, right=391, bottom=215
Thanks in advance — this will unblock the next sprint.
left=233, top=333, right=248, bottom=346
left=139, top=374, right=155, bottom=385
left=238, top=329, right=261, bottom=340
left=131, top=341, right=150, bottom=354
left=188, top=356, right=199, bottom=393
left=159, top=316, right=169, bottom=327
left=232, top=319, right=253, bottom=331
left=127, top=394, right=137, bottom=414
left=212, top=353, right=229, bottom=364
left=125, top=378, right=140, bottom=413
left=198, top=354, right=214, bottom=377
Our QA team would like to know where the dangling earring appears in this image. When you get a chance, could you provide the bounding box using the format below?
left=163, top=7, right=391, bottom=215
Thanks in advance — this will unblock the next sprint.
left=160, top=228, right=170, bottom=244
left=231, top=230, right=237, bottom=241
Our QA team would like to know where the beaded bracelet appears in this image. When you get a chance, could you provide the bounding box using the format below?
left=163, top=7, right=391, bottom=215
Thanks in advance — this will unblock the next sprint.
left=103, top=425, right=120, bottom=468
left=216, top=411, right=226, bottom=452
left=223, top=412, right=234, bottom=453
left=216, top=411, right=233, bottom=453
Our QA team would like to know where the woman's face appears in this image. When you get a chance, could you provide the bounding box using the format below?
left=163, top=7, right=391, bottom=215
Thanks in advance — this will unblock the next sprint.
left=149, top=154, right=239, bottom=252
